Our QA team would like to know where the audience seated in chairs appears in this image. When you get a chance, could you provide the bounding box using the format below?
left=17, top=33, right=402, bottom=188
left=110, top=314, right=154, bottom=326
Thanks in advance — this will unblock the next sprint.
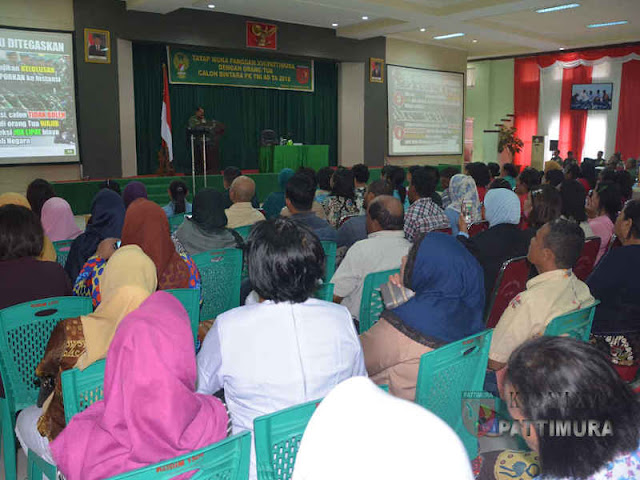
left=457, top=188, right=533, bottom=314
left=15, top=245, right=157, bottom=464
left=544, top=168, right=565, bottom=187
left=444, top=174, right=481, bottom=235
left=440, top=166, right=459, bottom=208
left=314, top=166, right=333, bottom=205
left=122, top=181, right=147, bottom=209
left=524, top=184, right=562, bottom=234
left=501, top=163, right=519, bottom=190
left=360, top=232, right=485, bottom=401
left=261, top=168, right=295, bottom=219
left=465, top=162, right=491, bottom=203
left=0, top=204, right=71, bottom=310
left=285, top=173, right=336, bottom=242
left=403, top=166, right=450, bottom=242
left=332, top=195, right=410, bottom=322
left=41, top=197, right=82, bottom=242
left=351, top=163, right=369, bottom=214
left=587, top=180, right=622, bottom=263
left=197, top=218, right=365, bottom=480
left=52, top=291, right=229, bottom=480
left=336, top=179, right=393, bottom=250
left=503, top=336, right=640, bottom=480
left=73, top=198, right=200, bottom=307
left=162, top=179, right=192, bottom=217
left=221, top=166, right=259, bottom=209
left=515, top=167, right=542, bottom=225
left=173, top=188, right=244, bottom=256
left=559, top=179, right=594, bottom=237
left=382, top=165, right=408, bottom=209
left=488, top=219, right=594, bottom=372
left=292, top=377, right=474, bottom=480
left=224, top=176, right=265, bottom=229
left=26, top=178, right=55, bottom=219
left=280, top=166, right=327, bottom=220
left=322, top=167, right=360, bottom=228
left=588, top=200, right=640, bottom=379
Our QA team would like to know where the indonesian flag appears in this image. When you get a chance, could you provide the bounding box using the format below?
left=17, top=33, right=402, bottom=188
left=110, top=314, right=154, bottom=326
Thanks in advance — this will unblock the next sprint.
left=161, top=64, right=173, bottom=162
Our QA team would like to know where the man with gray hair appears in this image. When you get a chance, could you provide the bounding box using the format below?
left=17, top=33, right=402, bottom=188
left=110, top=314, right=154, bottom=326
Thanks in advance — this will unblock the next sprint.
left=225, top=176, right=265, bottom=229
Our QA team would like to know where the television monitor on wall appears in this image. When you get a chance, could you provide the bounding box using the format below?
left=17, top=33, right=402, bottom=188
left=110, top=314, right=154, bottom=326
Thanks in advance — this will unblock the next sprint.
left=570, top=83, right=613, bottom=111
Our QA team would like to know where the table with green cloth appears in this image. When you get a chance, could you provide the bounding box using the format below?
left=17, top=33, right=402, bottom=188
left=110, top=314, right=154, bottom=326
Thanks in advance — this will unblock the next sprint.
left=259, top=145, right=329, bottom=173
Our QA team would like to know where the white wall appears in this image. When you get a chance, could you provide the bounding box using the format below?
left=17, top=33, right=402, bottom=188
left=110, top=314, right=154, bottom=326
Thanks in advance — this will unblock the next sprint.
left=118, top=39, right=138, bottom=177
left=338, top=63, right=365, bottom=167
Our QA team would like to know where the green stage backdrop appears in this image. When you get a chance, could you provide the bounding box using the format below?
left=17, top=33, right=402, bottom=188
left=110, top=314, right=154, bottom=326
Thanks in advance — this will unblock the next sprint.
left=132, top=43, right=337, bottom=175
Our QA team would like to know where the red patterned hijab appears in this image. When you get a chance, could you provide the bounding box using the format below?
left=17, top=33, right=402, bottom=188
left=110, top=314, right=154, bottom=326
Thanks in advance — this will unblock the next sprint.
left=121, top=199, right=190, bottom=290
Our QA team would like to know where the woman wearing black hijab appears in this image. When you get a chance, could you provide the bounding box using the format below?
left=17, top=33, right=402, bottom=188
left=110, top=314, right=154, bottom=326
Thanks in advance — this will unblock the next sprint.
left=173, top=189, right=243, bottom=256
left=64, top=189, right=125, bottom=282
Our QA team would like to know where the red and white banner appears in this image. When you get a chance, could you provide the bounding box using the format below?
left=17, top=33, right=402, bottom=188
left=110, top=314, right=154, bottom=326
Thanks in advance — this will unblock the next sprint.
left=161, top=64, right=173, bottom=163
left=514, top=45, right=640, bottom=166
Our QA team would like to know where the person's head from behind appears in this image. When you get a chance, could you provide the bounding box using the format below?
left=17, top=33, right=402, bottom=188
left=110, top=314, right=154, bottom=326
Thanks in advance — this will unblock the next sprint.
left=330, top=167, right=355, bottom=199
left=122, top=181, right=148, bottom=209
left=408, top=167, right=436, bottom=203
left=564, top=163, right=580, bottom=181
left=579, top=162, right=597, bottom=189
left=100, top=179, right=121, bottom=195
left=223, top=166, right=242, bottom=190
left=246, top=218, right=325, bottom=303
left=364, top=179, right=394, bottom=211
left=26, top=178, right=55, bottom=218
left=440, top=167, right=458, bottom=190
left=285, top=173, right=315, bottom=214
left=527, top=218, right=584, bottom=272
left=230, top=176, right=256, bottom=204
left=504, top=336, right=640, bottom=479
left=526, top=184, right=562, bottom=230
left=502, top=163, right=518, bottom=179
left=487, top=162, right=500, bottom=180
left=559, top=180, right=587, bottom=223
left=0, top=204, right=43, bottom=261
left=316, top=167, right=333, bottom=192
left=516, top=167, right=541, bottom=195
left=351, top=164, right=369, bottom=187
left=586, top=180, right=621, bottom=222
left=615, top=199, right=640, bottom=245
left=465, top=162, right=491, bottom=188
left=489, top=178, right=513, bottom=190
left=297, top=167, right=318, bottom=190
left=278, top=168, right=295, bottom=192
left=544, top=169, right=564, bottom=187
left=366, top=195, right=403, bottom=234
left=484, top=188, right=520, bottom=227
left=168, top=180, right=188, bottom=214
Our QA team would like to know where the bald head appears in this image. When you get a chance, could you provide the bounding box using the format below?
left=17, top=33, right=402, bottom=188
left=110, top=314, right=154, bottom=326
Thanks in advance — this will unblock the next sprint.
left=366, top=195, right=404, bottom=234
left=230, top=176, right=256, bottom=203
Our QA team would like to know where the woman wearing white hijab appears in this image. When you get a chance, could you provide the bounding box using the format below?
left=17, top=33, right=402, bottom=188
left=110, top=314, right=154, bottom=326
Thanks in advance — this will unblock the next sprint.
left=445, top=174, right=481, bottom=235
left=292, top=377, right=473, bottom=480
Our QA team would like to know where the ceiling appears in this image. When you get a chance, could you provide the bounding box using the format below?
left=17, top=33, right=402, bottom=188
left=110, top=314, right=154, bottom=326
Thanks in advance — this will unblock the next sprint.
left=125, top=0, right=640, bottom=58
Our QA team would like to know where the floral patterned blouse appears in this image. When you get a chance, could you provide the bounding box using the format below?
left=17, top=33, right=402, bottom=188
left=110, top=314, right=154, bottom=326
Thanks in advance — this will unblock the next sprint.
left=322, top=196, right=360, bottom=228
left=537, top=443, right=640, bottom=479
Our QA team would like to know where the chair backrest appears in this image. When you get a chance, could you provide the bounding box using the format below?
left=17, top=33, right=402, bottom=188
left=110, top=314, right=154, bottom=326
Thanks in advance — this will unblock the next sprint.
left=544, top=301, right=600, bottom=342
left=168, top=214, right=186, bottom=234
left=573, top=236, right=601, bottom=281
left=468, top=221, right=489, bottom=237
left=415, top=329, right=493, bottom=460
left=61, top=359, right=106, bottom=424
left=106, top=431, right=251, bottom=480
left=165, top=288, right=201, bottom=344
left=434, top=227, right=452, bottom=234
left=607, top=234, right=622, bottom=253
left=358, top=268, right=400, bottom=334
left=313, top=283, right=334, bottom=302
left=485, top=256, right=529, bottom=328
left=0, top=296, right=93, bottom=412
left=53, top=240, right=74, bottom=268
left=234, top=225, right=252, bottom=240
left=254, top=399, right=322, bottom=480
left=192, top=248, right=243, bottom=321
left=321, top=241, right=337, bottom=282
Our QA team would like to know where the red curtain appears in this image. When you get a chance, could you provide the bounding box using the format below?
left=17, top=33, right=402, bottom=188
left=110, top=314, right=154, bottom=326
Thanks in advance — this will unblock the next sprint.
left=513, top=58, right=540, bottom=166
left=558, top=65, right=592, bottom=162
left=615, top=60, right=640, bottom=159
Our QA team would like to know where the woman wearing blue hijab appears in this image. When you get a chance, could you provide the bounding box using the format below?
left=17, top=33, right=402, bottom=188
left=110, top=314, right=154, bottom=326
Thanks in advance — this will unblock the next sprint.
left=361, top=232, right=485, bottom=401
left=261, top=168, right=295, bottom=219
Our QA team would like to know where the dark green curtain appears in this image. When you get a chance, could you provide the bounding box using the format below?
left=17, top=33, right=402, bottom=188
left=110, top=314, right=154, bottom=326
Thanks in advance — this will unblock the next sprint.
left=132, top=43, right=338, bottom=174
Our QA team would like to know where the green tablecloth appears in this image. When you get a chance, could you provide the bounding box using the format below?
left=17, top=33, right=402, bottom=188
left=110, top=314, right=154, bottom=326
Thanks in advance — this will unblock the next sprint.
left=259, top=145, right=329, bottom=173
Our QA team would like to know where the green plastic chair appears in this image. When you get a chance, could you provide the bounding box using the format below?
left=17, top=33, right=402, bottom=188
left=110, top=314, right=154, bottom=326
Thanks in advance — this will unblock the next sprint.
left=0, top=296, right=92, bottom=480
left=358, top=268, right=400, bottom=334
left=313, top=283, right=334, bottom=302
left=53, top=239, right=74, bottom=268
left=544, top=301, right=600, bottom=342
left=166, top=288, right=201, bottom=345
left=234, top=225, right=252, bottom=240
left=168, top=213, right=186, bottom=233
left=321, top=241, right=336, bottom=283
left=192, top=248, right=243, bottom=321
left=254, top=399, right=322, bottom=480
left=414, top=329, right=493, bottom=460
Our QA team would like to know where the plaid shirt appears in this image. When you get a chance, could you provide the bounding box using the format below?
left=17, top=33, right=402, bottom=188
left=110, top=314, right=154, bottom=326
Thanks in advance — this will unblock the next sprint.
left=403, top=197, right=450, bottom=242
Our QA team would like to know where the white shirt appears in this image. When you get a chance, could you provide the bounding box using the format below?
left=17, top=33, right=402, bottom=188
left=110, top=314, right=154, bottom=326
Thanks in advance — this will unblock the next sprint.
left=196, top=298, right=366, bottom=480
left=331, top=230, right=411, bottom=320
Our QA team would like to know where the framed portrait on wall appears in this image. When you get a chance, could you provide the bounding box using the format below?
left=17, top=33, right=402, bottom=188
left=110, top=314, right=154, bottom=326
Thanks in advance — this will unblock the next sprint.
left=369, top=58, right=384, bottom=83
left=84, top=28, right=111, bottom=64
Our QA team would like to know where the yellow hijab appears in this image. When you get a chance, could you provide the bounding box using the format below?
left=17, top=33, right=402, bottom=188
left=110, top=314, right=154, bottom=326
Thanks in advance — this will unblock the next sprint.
left=76, top=245, right=158, bottom=369
left=0, top=192, right=57, bottom=262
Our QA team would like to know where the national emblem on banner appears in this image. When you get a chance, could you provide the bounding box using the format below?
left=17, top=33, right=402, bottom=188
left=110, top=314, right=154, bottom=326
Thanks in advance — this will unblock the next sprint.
left=296, top=65, right=310, bottom=85
left=247, top=21, right=277, bottom=50
left=173, top=52, right=190, bottom=79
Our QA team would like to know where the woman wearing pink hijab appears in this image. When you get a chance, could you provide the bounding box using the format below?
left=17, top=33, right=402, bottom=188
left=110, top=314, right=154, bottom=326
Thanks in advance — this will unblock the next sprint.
left=41, top=197, right=83, bottom=242
left=50, top=291, right=229, bottom=480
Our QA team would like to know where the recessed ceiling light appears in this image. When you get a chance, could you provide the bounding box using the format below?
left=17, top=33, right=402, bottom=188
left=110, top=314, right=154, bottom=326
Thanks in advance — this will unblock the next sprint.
left=559, top=47, right=565, bottom=50
left=332, top=23, right=338, bottom=27
left=433, top=32, right=465, bottom=40
left=362, top=16, right=369, bottom=20
left=588, top=20, right=628, bottom=28
left=420, top=28, right=426, bottom=32
left=207, top=3, right=215, bottom=8
left=536, top=3, right=580, bottom=13
left=472, top=39, right=478, bottom=43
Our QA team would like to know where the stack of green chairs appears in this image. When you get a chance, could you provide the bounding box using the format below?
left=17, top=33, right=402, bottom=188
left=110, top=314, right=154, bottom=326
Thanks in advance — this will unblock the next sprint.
left=0, top=296, right=92, bottom=480
left=358, top=268, right=400, bottom=334
left=168, top=213, right=186, bottom=234
left=53, top=239, right=74, bottom=268
left=544, top=301, right=600, bottom=341
left=165, top=288, right=201, bottom=345
left=192, top=249, right=243, bottom=321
